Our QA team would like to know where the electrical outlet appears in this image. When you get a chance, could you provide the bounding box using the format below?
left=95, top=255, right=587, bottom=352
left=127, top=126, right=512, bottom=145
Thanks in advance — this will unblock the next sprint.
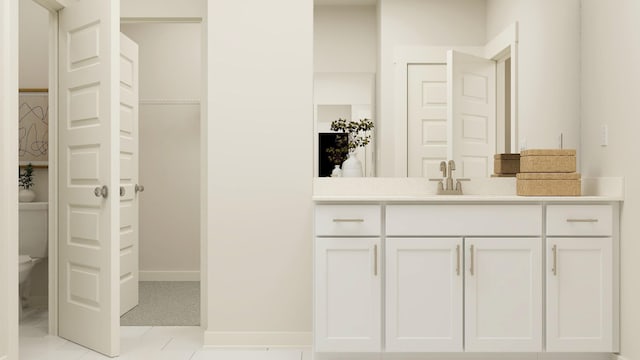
left=601, top=125, right=608, bottom=147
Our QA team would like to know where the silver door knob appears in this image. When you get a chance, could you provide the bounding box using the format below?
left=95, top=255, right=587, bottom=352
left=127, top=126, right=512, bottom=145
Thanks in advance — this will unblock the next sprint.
left=135, top=184, right=145, bottom=193
left=94, top=185, right=108, bottom=198
left=120, top=186, right=125, bottom=197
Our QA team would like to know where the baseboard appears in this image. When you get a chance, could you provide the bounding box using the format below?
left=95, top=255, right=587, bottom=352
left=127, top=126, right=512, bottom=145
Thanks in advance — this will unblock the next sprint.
left=204, top=331, right=312, bottom=348
left=139, top=270, right=200, bottom=281
left=611, top=355, right=627, bottom=360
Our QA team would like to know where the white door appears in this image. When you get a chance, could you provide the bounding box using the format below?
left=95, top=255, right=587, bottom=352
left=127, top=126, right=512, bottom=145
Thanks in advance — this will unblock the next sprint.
left=58, top=0, right=120, bottom=356
left=448, top=50, right=496, bottom=178
left=119, top=33, right=139, bottom=316
left=465, top=238, right=542, bottom=352
left=407, top=64, right=448, bottom=178
left=386, top=238, right=463, bottom=352
left=315, top=237, right=381, bottom=352
left=546, top=238, right=613, bottom=352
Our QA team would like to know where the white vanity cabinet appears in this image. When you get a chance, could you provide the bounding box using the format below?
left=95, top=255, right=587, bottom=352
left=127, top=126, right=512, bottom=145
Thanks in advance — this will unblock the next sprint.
left=545, top=205, right=614, bottom=352
left=385, top=205, right=542, bottom=353
left=314, top=205, right=382, bottom=352
left=313, top=200, right=619, bottom=357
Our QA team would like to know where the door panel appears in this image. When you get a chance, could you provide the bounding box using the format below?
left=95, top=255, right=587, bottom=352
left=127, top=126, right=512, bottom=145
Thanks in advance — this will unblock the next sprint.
left=315, top=238, right=381, bottom=352
left=448, top=50, right=496, bottom=178
left=119, top=33, right=139, bottom=316
left=465, top=238, right=542, bottom=352
left=386, top=238, right=463, bottom=352
left=58, top=0, right=120, bottom=356
left=547, top=238, right=613, bottom=352
left=407, top=64, right=447, bottom=178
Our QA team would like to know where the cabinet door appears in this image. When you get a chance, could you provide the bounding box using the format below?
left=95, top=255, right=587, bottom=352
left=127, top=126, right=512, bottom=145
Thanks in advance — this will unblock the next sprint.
left=386, top=238, right=463, bottom=352
left=465, top=238, right=542, bottom=352
left=315, top=238, right=381, bottom=352
left=546, top=238, right=613, bottom=352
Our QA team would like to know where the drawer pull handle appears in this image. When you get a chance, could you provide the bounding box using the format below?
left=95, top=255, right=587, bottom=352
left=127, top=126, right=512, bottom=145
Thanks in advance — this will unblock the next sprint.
left=332, top=218, right=364, bottom=223
left=566, top=218, right=599, bottom=223
left=374, top=244, right=378, bottom=276
left=456, top=245, right=461, bottom=276
left=469, top=244, right=475, bottom=276
left=552, top=244, right=558, bottom=276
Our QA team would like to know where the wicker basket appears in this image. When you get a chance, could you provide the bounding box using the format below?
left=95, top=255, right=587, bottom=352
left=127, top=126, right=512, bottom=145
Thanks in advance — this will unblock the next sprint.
left=520, top=149, right=576, bottom=173
left=494, top=153, right=520, bottom=175
left=516, top=172, right=581, bottom=196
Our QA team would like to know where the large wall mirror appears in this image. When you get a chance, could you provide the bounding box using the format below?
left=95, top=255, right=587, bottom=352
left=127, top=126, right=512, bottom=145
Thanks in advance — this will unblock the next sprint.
left=313, top=0, right=582, bottom=178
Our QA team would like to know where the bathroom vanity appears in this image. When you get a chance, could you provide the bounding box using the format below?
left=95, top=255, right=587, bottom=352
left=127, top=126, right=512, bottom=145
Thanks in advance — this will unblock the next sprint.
left=312, top=178, right=622, bottom=359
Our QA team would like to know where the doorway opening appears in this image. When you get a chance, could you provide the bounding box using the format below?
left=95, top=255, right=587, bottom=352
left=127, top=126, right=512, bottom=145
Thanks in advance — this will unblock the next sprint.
left=118, top=20, right=202, bottom=327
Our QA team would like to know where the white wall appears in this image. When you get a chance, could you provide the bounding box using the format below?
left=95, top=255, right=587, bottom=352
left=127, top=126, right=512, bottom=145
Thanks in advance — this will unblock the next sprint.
left=486, top=0, right=581, bottom=153
left=121, top=23, right=201, bottom=277
left=580, top=1, right=640, bottom=358
left=19, top=0, right=49, bottom=203
left=121, top=0, right=204, bottom=19
left=19, top=0, right=48, bottom=89
left=1, top=0, right=20, bottom=357
left=378, top=0, right=487, bottom=176
left=206, top=0, right=313, bottom=346
left=314, top=5, right=377, bottom=73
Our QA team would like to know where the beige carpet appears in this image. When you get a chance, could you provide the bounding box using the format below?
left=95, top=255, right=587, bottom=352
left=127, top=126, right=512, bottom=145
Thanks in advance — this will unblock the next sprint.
left=120, top=281, right=200, bottom=326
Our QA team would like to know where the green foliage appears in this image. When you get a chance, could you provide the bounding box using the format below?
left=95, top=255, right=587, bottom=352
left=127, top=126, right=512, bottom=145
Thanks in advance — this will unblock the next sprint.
left=19, top=163, right=35, bottom=190
left=325, top=118, right=374, bottom=165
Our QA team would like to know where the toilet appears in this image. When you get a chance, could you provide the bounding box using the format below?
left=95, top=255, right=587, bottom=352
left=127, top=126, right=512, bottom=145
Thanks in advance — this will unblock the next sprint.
left=18, top=202, right=48, bottom=316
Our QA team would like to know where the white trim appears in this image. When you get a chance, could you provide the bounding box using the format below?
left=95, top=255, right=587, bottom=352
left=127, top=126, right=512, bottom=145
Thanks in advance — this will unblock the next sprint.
left=33, top=0, right=72, bottom=12
left=139, top=271, right=200, bottom=282
left=204, top=331, right=312, bottom=348
left=200, top=12, right=209, bottom=330
left=139, top=99, right=200, bottom=105
left=484, top=22, right=519, bottom=153
left=0, top=0, right=20, bottom=358
left=611, top=355, right=628, bottom=360
left=47, top=9, right=59, bottom=337
left=393, top=46, right=483, bottom=177
left=121, top=17, right=202, bottom=24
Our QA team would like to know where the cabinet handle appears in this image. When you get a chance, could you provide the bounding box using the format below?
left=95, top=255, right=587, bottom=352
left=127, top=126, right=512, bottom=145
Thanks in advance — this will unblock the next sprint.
left=456, top=245, right=461, bottom=276
left=469, top=244, right=475, bottom=276
left=333, top=218, right=364, bottom=223
left=374, top=244, right=378, bottom=276
left=552, top=244, right=558, bottom=276
left=566, top=218, right=599, bottom=223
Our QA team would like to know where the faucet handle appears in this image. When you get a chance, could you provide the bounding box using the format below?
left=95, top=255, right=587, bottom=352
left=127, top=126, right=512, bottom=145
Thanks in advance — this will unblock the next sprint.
left=455, top=178, right=470, bottom=193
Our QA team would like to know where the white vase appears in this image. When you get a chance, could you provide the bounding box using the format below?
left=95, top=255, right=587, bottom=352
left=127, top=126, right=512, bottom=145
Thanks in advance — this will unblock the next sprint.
left=19, top=189, right=36, bottom=203
left=331, top=165, right=342, bottom=177
left=342, top=152, right=363, bottom=177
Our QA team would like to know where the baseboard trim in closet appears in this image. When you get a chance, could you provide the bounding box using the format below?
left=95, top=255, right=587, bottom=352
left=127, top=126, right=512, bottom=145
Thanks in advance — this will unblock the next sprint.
left=139, top=270, right=200, bottom=281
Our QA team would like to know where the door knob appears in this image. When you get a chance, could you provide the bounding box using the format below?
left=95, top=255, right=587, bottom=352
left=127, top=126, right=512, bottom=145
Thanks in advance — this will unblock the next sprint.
left=120, top=186, right=125, bottom=197
left=94, top=185, right=108, bottom=198
left=135, top=184, right=145, bottom=193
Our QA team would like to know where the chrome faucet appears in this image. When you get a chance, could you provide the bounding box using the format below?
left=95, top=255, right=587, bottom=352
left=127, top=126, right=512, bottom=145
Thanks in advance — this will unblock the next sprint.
left=429, top=160, right=470, bottom=195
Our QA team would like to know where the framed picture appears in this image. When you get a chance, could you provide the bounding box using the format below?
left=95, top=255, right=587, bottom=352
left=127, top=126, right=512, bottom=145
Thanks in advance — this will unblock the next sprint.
left=19, top=89, right=48, bottom=167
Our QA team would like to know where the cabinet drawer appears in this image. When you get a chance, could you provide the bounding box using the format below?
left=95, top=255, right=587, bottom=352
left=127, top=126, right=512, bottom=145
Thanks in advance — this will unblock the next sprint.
left=315, top=205, right=381, bottom=236
left=546, top=205, right=613, bottom=236
left=386, top=205, right=541, bottom=236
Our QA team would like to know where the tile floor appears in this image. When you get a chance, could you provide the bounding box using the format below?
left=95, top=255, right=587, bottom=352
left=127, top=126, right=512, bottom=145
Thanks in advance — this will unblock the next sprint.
left=20, top=309, right=311, bottom=360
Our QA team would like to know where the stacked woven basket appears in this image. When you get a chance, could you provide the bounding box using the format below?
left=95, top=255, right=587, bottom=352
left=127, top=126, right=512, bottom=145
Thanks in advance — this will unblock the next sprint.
left=517, top=149, right=580, bottom=196
left=494, top=150, right=581, bottom=196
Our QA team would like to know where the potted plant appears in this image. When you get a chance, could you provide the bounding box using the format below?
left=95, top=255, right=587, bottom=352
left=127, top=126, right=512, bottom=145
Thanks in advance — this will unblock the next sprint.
left=18, top=163, right=36, bottom=202
left=326, top=118, right=374, bottom=177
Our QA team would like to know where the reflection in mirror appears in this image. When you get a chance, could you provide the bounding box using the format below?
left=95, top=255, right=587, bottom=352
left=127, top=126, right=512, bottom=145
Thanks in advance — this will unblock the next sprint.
left=314, top=73, right=375, bottom=177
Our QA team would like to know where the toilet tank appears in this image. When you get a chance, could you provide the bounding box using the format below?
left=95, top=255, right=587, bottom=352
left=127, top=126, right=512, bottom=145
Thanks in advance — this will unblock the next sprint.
left=19, top=202, right=48, bottom=258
